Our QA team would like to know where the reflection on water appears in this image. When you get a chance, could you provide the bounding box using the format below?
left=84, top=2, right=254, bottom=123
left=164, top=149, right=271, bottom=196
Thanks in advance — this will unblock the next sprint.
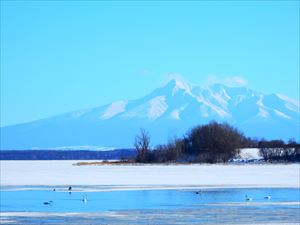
left=0, top=188, right=299, bottom=224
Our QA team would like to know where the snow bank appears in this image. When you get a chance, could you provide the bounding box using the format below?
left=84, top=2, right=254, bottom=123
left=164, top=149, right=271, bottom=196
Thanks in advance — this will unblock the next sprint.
left=0, top=161, right=299, bottom=188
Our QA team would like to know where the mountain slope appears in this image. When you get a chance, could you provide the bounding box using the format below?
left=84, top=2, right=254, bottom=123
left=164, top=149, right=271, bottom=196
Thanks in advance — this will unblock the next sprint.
left=1, top=79, right=299, bottom=149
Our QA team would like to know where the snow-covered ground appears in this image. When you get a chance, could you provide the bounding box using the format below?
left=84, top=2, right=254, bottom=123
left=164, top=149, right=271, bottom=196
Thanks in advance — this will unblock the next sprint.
left=239, top=148, right=262, bottom=160
left=1, top=161, right=299, bottom=189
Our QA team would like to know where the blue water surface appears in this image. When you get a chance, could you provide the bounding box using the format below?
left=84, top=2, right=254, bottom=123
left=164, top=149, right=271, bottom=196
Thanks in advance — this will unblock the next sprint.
left=1, top=188, right=299, bottom=213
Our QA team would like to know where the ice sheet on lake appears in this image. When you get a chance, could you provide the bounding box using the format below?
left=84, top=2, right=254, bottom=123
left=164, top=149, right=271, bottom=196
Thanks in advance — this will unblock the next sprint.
left=1, top=161, right=299, bottom=188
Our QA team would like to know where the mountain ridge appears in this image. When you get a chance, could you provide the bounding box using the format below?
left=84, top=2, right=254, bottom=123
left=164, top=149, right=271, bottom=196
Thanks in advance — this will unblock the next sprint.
left=1, top=79, right=299, bottom=150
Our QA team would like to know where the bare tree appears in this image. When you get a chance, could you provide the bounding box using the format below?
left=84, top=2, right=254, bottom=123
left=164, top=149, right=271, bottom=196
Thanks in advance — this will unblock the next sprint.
left=259, top=138, right=300, bottom=162
left=134, top=129, right=151, bottom=163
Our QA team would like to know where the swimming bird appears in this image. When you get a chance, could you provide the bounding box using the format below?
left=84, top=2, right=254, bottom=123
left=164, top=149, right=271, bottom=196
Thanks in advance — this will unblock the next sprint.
left=82, top=196, right=87, bottom=203
left=43, top=200, right=53, bottom=205
left=68, top=186, right=72, bottom=191
left=245, top=195, right=252, bottom=201
left=196, top=190, right=202, bottom=195
left=264, top=196, right=271, bottom=200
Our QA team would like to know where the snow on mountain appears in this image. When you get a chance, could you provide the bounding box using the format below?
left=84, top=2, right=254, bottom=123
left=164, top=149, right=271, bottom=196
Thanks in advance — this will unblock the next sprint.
left=1, top=79, right=299, bottom=150
left=273, top=109, right=291, bottom=119
left=101, top=100, right=127, bottom=120
left=276, top=93, right=300, bottom=113
left=172, top=79, right=193, bottom=96
left=44, top=146, right=115, bottom=151
left=122, top=95, right=168, bottom=119
left=256, top=95, right=269, bottom=118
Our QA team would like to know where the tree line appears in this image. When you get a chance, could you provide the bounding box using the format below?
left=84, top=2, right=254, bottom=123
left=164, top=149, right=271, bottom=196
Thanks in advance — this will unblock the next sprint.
left=134, top=122, right=300, bottom=163
left=257, top=139, right=300, bottom=162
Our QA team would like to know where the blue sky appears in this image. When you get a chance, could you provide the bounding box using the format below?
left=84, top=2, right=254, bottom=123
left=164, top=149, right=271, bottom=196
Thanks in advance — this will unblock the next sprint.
left=1, top=1, right=299, bottom=126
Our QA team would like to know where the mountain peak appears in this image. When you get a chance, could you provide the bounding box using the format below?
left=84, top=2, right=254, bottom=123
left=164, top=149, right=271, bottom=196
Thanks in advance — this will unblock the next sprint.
left=164, top=78, right=193, bottom=96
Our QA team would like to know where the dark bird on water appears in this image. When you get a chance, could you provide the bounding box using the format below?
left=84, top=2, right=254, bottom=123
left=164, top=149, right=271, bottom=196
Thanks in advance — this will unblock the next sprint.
left=43, top=201, right=53, bottom=205
left=245, top=195, right=253, bottom=201
left=68, top=186, right=72, bottom=191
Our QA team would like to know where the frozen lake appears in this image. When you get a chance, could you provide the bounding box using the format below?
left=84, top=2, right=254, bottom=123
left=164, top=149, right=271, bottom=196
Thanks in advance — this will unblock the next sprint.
left=1, top=161, right=299, bottom=188
left=1, top=161, right=299, bottom=224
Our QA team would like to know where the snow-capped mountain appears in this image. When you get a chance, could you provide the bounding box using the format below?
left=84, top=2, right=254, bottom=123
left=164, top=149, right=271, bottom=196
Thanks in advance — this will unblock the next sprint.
left=1, top=79, right=299, bottom=149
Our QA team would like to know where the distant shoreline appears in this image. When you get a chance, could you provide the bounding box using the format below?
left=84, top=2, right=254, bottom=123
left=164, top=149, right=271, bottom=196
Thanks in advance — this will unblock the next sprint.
left=0, top=149, right=136, bottom=160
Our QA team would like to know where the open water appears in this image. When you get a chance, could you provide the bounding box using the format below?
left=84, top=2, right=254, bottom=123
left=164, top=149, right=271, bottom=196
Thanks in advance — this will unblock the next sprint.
left=0, top=187, right=299, bottom=224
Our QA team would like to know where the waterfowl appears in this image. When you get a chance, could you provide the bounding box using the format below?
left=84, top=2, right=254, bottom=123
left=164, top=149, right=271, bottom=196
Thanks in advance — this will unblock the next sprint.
left=43, top=200, right=53, bottom=205
left=264, top=196, right=271, bottom=200
left=82, top=196, right=87, bottom=203
left=245, top=195, right=252, bottom=201
left=68, top=186, right=72, bottom=191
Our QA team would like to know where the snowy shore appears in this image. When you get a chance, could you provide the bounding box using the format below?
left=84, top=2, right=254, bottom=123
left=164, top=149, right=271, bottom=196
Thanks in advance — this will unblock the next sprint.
left=1, top=160, right=299, bottom=189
